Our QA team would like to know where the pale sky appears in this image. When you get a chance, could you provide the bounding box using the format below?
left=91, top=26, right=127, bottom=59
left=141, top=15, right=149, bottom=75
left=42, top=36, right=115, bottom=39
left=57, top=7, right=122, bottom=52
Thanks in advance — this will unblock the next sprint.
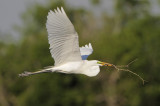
left=0, top=0, right=159, bottom=41
left=0, top=0, right=46, bottom=39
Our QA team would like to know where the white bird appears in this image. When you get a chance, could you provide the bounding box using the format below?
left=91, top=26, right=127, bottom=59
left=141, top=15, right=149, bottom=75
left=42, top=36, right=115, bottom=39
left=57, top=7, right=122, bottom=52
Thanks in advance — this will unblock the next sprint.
left=19, top=7, right=112, bottom=77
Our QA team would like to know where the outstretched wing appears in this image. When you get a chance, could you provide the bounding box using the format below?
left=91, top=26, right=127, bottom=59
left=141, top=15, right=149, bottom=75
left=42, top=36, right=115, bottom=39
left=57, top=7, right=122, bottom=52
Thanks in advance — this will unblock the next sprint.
left=46, top=7, right=82, bottom=66
left=80, top=43, right=93, bottom=60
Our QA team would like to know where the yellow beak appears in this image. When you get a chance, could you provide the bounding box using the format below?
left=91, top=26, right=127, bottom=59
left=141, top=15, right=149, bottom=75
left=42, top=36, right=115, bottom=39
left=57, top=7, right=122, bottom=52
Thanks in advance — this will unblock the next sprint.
left=97, top=61, right=113, bottom=67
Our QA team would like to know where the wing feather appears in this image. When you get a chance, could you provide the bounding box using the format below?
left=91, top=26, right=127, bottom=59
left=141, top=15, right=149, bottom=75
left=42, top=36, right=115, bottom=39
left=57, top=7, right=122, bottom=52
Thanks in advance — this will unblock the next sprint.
left=80, top=43, right=93, bottom=60
left=46, top=7, right=82, bottom=66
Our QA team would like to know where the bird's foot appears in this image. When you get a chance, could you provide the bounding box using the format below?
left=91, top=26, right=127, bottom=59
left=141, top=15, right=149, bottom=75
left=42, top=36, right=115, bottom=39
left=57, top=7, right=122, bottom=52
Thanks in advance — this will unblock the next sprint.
left=19, top=71, right=33, bottom=77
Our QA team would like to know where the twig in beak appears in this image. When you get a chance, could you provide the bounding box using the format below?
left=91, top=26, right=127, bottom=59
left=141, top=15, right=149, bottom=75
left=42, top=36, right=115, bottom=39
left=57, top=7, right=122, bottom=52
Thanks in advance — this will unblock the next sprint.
left=101, top=59, right=146, bottom=85
left=112, top=64, right=146, bottom=85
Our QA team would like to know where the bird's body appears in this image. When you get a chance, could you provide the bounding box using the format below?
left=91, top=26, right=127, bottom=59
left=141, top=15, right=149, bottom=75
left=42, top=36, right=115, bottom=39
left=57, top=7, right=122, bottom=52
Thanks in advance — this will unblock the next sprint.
left=51, top=60, right=100, bottom=76
left=19, top=7, right=112, bottom=77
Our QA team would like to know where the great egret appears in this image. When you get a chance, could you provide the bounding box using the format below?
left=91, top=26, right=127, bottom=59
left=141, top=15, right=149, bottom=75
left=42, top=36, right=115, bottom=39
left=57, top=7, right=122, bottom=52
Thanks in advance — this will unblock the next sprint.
left=19, top=7, right=112, bottom=77
left=19, top=7, right=145, bottom=84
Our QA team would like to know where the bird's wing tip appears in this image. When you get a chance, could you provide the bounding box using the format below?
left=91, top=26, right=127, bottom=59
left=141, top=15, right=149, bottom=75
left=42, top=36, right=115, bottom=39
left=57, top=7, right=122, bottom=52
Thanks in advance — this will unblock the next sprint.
left=89, top=43, right=93, bottom=49
left=48, top=7, right=66, bottom=16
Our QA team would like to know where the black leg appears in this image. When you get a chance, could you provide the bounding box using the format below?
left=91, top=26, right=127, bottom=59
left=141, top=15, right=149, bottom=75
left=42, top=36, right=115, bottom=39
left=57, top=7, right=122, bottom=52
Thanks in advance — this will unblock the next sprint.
left=19, top=69, right=52, bottom=77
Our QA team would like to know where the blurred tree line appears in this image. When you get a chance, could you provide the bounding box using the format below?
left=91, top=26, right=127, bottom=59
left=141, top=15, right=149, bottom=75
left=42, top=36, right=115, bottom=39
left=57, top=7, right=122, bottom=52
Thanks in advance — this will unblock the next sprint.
left=0, top=0, right=160, bottom=106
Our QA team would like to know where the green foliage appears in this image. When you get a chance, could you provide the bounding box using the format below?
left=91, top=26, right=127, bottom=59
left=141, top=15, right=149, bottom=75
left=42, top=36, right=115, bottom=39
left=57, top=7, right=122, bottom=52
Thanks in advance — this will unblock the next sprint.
left=91, top=0, right=100, bottom=5
left=0, top=0, right=160, bottom=106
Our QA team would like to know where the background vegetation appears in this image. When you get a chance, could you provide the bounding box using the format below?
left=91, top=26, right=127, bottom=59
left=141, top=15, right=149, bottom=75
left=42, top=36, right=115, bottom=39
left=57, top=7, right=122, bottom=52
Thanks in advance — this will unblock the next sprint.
left=0, top=0, right=160, bottom=106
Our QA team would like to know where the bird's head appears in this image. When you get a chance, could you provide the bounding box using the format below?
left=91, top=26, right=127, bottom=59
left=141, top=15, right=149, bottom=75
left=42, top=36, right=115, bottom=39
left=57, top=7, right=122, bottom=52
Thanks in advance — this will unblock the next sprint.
left=82, top=60, right=113, bottom=77
left=97, top=61, right=113, bottom=67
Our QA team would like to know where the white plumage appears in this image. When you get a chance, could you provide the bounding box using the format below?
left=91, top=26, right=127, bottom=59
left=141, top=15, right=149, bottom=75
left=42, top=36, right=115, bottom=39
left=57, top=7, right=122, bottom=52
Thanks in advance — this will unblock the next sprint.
left=46, top=7, right=82, bottom=66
